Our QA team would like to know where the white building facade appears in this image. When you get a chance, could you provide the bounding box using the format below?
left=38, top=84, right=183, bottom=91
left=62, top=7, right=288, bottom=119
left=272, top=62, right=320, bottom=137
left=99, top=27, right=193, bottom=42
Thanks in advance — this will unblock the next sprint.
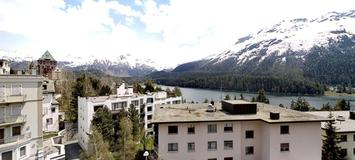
left=153, top=101, right=328, bottom=160
left=42, top=80, right=62, bottom=132
left=0, top=75, right=44, bottom=160
left=308, top=111, right=355, bottom=159
left=78, top=83, right=182, bottom=150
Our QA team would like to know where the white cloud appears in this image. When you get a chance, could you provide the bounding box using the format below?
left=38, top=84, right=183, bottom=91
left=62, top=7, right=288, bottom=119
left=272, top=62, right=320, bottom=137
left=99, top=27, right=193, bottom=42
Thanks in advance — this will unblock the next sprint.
left=0, top=0, right=354, bottom=69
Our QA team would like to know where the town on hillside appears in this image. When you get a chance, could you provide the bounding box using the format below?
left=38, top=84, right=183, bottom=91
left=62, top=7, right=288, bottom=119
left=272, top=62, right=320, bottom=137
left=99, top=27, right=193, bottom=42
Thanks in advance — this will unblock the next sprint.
left=0, top=51, right=354, bottom=160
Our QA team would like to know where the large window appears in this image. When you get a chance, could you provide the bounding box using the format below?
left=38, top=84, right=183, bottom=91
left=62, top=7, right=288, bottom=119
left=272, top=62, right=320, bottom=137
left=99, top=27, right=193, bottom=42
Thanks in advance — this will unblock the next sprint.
left=168, top=126, right=178, bottom=134
left=224, top=157, right=233, bottom=160
left=147, top=106, right=152, bottom=112
left=340, top=149, right=347, bottom=157
left=12, top=126, right=21, bottom=136
left=187, top=142, right=195, bottom=152
left=340, top=135, right=347, bottom=142
left=208, top=124, right=217, bottom=133
left=353, top=134, right=355, bottom=141
left=187, top=125, right=195, bottom=134
left=280, top=125, right=289, bottom=134
left=280, top=143, right=290, bottom=152
left=224, top=140, right=233, bottom=150
left=208, top=141, right=217, bottom=151
left=245, top=130, right=254, bottom=139
left=147, top=115, right=152, bottom=120
left=20, top=146, right=26, bottom=157
left=168, top=143, right=178, bottom=152
left=131, top=100, right=139, bottom=106
left=245, top=146, right=254, bottom=155
left=224, top=123, right=233, bottom=132
left=112, top=102, right=127, bottom=110
left=46, top=118, right=53, bottom=125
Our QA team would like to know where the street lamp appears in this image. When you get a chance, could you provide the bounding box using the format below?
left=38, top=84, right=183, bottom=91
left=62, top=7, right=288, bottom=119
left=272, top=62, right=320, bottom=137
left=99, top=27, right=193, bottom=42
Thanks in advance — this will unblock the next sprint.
left=143, top=151, right=149, bottom=160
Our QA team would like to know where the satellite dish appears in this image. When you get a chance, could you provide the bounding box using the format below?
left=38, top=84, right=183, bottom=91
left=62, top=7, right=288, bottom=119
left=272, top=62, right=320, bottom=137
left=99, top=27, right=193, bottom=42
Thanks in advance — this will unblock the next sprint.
left=143, top=151, right=149, bottom=157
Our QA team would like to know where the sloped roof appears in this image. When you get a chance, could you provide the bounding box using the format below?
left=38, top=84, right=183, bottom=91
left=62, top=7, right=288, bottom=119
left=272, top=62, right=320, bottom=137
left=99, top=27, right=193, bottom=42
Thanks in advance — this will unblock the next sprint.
left=39, top=50, right=55, bottom=61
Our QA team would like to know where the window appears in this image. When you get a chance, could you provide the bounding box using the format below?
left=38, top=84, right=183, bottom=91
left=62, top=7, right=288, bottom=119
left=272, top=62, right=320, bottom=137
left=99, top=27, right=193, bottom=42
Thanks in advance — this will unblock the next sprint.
left=245, top=130, right=254, bottom=139
left=51, top=107, right=56, bottom=113
left=208, top=159, right=217, bottom=160
left=131, top=100, right=139, bottom=106
left=353, top=148, right=355, bottom=155
left=168, top=126, right=178, bottom=134
left=224, top=140, right=233, bottom=150
left=147, top=106, right=152, bottom=112
left=147, top=115, right=152, bottom=120
left=280, top=125, right=289, bottom=134
left=280, top=143, right=289, bottom=152
left=0, top=84, right=5, bottom=97
left=340, top=149, right=347, bottom=157
left=353, top=134, right=355, bottom=141
left=245, top=146, right=254, bottom=155
left=112, top=102, right=127, bottom=110
left=208, top=141, right=217, bottom=151
left=208, top=124, right=217, bottom=133
left=224, top=123, right=233, bottom=132
left=168, top=143, right=178, bottom=152
left=147, top=124, right=152, bottom=128
left=147, top=98, right=154, bottom=103
left=94, top=105, right=103, bottom=112
left=224, top=157, right=233, bottom=160
left=20, top=146, right=26, bottom=157
left=188, top=125, right=195, bottom=134
left=11, top=84, right=22, bottom=96
left=46, top=118, right=53, bottom=125
left=187, top=142, right=195, bottom=152
left=2, top=151, right=12, bottom=160
left=12, top=126, right=21, bottom=136
left=340, top=135, right=347, bottom=142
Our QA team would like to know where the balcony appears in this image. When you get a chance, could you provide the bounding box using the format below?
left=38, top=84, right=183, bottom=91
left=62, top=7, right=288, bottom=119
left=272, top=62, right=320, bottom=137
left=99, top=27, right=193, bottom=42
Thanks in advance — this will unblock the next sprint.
left=0, top=95, right=26, bottom=104
left=0, top=115, right=27, bottom=127
left=0, top=132, right=31, bottom=145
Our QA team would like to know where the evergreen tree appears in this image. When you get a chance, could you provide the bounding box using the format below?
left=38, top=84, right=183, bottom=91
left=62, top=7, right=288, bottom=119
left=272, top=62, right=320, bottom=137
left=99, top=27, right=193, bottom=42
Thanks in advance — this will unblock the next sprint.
left=128, top=104, right=140, bottom=139
left=117, top=117, right=138, bottom=160
left=203, top=98, right=209, bottom=103
left=173, top=87, right=182, bottom=97
left=251, top=97, right=256, bottom=102
left=99, top=85, right=112, bottom=96
left=240, top=93, right=244, bottom=100
left=290, top=97, right=310, bottom=111
left=91, top=107, right=115, bottom=147
left=144, top=80, right=155, bottom=93
left=224, top=94, right=231, bottom=100
left=81, top=126, right=114, bottom=160
left=322, top=113, right=344, bottom=160
left=279, top=104, right=285, bottom=108
left=255, top=89, right=269, bottom=104
left=320, top=103, right=333, bottom=111
left=133, top=83, right=144, bottom=94
left=334, top=99, right=350, bottom=111
left=234, top=95, right=237, bottom=100
left=155, top=86, right=163, bottom=91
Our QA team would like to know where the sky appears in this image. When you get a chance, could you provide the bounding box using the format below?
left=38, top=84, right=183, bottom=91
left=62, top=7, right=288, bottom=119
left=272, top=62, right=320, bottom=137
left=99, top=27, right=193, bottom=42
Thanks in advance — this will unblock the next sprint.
left=0, top=0, right=354, bottom=69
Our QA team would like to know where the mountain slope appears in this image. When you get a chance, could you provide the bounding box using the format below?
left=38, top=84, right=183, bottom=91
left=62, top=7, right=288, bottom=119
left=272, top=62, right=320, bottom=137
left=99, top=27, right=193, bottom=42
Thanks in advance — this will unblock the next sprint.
left=170, top=10, right=355, bottom=85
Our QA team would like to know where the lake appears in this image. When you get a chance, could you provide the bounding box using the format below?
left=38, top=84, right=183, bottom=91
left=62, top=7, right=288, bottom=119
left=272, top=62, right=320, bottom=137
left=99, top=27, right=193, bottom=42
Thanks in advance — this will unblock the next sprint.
left=160, top=85, right=355, bottom=110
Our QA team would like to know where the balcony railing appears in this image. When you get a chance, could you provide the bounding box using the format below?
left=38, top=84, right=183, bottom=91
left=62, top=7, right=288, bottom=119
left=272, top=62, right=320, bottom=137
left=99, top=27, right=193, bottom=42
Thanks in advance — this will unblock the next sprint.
left=0, top=95, right=26, bottom=104
left=0, top=132, right=31, bottom=145
left=0, top=115, right=27, bottom=127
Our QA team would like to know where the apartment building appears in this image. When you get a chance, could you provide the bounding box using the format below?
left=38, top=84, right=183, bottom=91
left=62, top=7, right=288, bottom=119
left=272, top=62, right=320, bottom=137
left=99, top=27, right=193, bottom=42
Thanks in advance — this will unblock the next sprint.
left=152, top=100, right=329, bottom=160
left=78, top=83, right=182, bottom=150
left=0, top=74, right=44, bottom=160
left=307, top=111, right=355, bottom=159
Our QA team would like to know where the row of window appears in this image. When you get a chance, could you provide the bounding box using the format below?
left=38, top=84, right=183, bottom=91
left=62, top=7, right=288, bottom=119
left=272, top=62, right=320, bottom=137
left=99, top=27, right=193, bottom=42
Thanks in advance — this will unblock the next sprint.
left=168, top=124, right=289, bottom=136
left=167, top=142, right=290, bottom=153
left=0, top=84, right=22, bottom=96
left=340, top=148, right=355, bottom=157
left=0, top=126, right=21, bottom=138
left=339, top=134, right=355, bottom=142
left=1, top=146, right=26, bottom=160
left=111, top=100, right=153, bottom=111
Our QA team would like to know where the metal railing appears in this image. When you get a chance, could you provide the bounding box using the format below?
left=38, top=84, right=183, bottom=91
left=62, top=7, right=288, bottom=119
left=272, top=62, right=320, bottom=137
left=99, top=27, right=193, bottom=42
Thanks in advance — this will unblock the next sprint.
left=0, top=115, right=26, bottom=124
left=0, top=95, right=26, bottom=103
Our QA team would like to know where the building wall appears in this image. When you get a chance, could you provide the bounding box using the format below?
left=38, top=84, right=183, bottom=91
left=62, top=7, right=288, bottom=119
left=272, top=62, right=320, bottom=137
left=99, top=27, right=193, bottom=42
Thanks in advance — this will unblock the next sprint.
left=157, top=121, right=322, bottom=160
left=42, top=93, right=59, bottom=132
left=338, top=132, right=355, bottom=159
left=0, top=76, right=43, bottom=160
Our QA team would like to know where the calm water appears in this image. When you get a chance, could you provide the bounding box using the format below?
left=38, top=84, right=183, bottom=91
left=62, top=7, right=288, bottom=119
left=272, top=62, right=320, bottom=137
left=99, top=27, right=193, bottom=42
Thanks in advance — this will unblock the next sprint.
left=161, top=85, right=355, bottom=110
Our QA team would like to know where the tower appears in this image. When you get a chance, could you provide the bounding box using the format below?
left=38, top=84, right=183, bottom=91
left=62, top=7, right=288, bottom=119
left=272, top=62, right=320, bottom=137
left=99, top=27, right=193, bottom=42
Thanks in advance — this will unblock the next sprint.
left=37, top=50, right=57, bottom=79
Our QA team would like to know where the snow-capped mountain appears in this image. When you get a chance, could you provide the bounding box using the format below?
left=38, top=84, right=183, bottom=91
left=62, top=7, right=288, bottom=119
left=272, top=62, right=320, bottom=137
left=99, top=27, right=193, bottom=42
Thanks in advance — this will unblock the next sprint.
left=173, top=10, right=355, bottom=74
left=0, top=50, right=157, bottom=77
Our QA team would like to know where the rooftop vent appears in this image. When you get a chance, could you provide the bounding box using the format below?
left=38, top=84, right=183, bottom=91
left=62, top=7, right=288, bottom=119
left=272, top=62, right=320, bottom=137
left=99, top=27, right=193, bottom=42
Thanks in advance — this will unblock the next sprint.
left=270, top=112, right=280, bottom=120
left=221, top=100, right=257, bottom=115
left=349, top=111, right=355, bottom=120
left=336, top=115, right=345, bottom=121
left=206, top=104, right=215, bottom=112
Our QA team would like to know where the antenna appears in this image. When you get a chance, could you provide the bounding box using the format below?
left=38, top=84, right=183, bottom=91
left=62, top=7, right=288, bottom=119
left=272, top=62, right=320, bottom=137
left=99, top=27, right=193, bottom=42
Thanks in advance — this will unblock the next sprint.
left=220, top=79, right=223, bottom=102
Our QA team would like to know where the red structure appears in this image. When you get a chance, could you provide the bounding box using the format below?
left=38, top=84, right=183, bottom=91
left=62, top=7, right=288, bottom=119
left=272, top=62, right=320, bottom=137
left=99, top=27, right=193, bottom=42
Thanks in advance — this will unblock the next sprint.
left=37, top=50, right=57, bottom=79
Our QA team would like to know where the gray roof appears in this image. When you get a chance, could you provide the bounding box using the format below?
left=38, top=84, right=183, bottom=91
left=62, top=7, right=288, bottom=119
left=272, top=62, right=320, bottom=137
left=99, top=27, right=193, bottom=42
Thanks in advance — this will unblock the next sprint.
left=307, top=111, right=355, bottom=133
left=38, top=50, right=55, bottom=61
left=153, top=101, right=330, bottom=124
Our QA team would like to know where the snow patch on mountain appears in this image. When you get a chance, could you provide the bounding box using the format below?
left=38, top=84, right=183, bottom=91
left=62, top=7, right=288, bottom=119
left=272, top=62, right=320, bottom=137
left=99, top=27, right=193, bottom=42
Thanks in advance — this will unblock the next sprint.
left=209, top=10, right=355, bottom=65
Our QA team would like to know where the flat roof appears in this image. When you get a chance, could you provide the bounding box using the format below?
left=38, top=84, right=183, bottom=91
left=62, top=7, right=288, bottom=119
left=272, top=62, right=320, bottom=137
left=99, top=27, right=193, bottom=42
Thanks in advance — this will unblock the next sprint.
left=307, top=111, right=355, bottom=133
left=152, top=101, right=330, bottom=124
left=83, top=93, right=152, bottom=103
